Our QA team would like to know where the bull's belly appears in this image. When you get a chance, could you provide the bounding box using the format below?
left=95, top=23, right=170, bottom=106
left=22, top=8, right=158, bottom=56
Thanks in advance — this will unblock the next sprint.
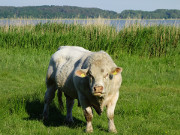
left=56, top=76, right=78, bottom=99
left=59, top=85, right=78, bottom=99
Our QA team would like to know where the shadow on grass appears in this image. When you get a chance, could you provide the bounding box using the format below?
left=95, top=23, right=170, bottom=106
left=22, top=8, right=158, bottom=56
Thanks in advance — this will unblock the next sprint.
left=24, top=99, right=85, bottom=128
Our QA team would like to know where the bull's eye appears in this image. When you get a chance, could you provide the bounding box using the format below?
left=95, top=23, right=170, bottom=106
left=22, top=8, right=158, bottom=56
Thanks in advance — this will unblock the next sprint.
left=109, top=74, right=113, bottom=80
left=87, top=72, right=94, bottom=80
left=86, top=71, right=91, bottom=76
left=104, top=73, right=109, bottom=78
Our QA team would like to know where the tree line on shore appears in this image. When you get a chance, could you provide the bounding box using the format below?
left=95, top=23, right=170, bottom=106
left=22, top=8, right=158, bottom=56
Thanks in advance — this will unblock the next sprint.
left=0, top=5, right=180, bottom=19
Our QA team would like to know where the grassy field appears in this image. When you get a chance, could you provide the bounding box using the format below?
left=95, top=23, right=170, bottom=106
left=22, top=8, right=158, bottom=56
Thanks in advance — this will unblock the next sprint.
left=0, top=22, right=180, bottom=134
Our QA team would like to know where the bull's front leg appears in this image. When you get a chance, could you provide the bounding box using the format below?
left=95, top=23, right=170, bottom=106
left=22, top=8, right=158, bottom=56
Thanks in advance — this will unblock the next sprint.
left=83, top=106, right=93, bottom=133
left=106, top=92, right=119, bottom=133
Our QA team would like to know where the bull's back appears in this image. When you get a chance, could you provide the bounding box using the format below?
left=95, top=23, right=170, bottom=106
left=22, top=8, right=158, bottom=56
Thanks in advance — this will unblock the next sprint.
left=49, top=46, right=91, bottom=98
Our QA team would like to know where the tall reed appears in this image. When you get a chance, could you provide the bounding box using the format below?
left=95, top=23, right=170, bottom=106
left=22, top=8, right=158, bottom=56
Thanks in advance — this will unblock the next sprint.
left=0, top=21, right=179, bottom=58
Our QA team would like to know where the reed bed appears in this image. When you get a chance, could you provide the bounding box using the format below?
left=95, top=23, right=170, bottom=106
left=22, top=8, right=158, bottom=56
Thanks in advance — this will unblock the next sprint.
left=0, top=20, right=179, bottom=58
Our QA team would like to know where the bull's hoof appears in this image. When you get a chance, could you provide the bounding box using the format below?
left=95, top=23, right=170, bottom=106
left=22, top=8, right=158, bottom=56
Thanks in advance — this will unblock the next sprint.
left=43, top=116, right=48, bottom=121
left=42, top=112, right=49, bottom=121
left=86, top=128, right=93, bottom=133
left=86, top=125, right=93, bottom=133
left=109, top=128, right=117, bottom=133
left=65, top=117, right=74, bottom=123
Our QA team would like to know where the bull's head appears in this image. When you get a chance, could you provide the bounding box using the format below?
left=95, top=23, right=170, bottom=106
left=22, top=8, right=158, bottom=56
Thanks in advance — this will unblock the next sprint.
left=75, top=66, right=122, bottom=97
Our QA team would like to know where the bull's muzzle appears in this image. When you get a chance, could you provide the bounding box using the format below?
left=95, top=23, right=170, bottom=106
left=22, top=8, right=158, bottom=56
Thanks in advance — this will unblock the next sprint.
left=93, top=86, right=103, bottom=96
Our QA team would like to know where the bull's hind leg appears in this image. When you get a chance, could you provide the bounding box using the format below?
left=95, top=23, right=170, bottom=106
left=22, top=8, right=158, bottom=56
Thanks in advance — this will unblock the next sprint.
left=57, top=89, right=64, bottom=111
left=65, top=94, right=74, bottom=123
left=43, top=84, right=56, bottom=120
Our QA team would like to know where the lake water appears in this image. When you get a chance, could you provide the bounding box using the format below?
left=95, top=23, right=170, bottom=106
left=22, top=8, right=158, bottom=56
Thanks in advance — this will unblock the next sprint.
left=0, top=19, right=179, bottom=30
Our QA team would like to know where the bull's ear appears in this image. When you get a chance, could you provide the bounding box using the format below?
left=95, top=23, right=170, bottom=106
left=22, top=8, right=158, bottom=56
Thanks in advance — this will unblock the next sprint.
left=111, top=67, right=122, bottom=75
left=75, top=69, right=88, bottom=78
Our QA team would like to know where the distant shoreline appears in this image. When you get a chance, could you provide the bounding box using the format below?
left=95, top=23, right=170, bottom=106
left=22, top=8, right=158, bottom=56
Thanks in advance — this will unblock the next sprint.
left=0, top=6, right=180, bottom=19
left=0, top=18, right=180, bottom=20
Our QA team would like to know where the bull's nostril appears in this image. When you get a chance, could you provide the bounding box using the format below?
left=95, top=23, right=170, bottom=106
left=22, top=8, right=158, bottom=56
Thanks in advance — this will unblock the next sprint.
left=94, top=87, right=96, bottom=92
left=94, top=86, right=103, bottom=93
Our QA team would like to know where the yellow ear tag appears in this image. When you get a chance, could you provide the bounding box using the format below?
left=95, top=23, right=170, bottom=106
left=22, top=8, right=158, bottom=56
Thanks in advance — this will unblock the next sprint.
left=112, top=71, right=117, bottom=75
left=81, top=73, right=86, bottom=77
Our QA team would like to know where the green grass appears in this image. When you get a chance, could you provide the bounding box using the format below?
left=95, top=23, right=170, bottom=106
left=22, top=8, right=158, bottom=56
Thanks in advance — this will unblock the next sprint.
left=0, top=22, right=180, bottom=134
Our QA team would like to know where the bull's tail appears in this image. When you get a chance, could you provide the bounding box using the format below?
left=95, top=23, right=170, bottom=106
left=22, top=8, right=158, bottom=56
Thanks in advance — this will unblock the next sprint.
left=57, top=89, right=64, bottom=111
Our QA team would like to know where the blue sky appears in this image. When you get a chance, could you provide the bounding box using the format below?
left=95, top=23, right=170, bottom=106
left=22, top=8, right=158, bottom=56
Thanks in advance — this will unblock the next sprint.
left=0, top=0, right=180, bottom=13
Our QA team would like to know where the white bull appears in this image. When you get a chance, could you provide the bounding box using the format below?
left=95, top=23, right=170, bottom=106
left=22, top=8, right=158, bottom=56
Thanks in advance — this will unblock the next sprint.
left=43, top=46, right=122, bottom=133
